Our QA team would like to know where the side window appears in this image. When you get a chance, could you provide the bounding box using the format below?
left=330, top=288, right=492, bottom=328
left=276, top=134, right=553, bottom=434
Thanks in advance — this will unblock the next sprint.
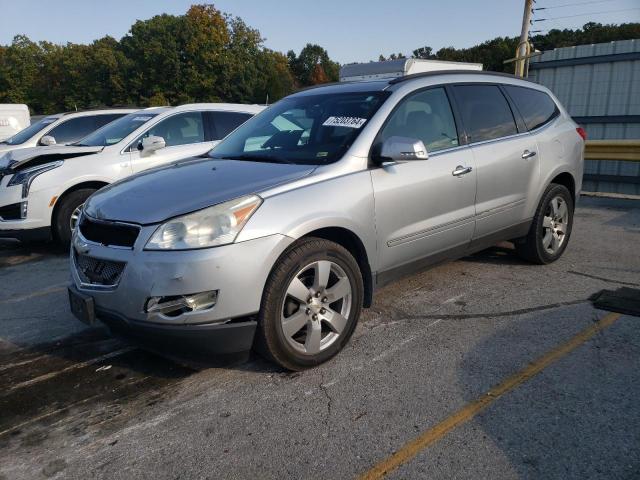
left=94, top=113, right=126, bottom=129
left=378, top=87, right=459, bottom=153
left=504, top=85, right=558, bottom=131
left=46, top=117, right=98, bottom=144
left=453, top=85, right=518, bottom=143
left=209, top=112, right=252, bottom=139
left=141, top=112, right=205, bottom=147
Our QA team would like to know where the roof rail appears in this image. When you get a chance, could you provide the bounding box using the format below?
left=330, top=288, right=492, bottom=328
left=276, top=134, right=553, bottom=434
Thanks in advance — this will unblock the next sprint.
left=387, top=69, right=534, bottom=85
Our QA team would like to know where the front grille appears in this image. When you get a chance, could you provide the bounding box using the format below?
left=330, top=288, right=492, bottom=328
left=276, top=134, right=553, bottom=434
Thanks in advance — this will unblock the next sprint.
left=75, top=252, right=126, bottom=287
left=79, top=215, right=139, bottom=248
left=0, top=202, right=22, bottom=220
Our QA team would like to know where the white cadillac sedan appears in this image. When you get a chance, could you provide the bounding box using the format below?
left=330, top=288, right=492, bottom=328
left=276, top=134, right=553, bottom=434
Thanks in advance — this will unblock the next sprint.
left=0, top=103, right=263, bottom=245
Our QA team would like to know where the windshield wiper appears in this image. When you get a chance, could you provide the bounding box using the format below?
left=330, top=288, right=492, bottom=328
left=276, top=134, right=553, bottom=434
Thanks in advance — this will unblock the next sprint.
left=214, top=153, right=296, bottom=164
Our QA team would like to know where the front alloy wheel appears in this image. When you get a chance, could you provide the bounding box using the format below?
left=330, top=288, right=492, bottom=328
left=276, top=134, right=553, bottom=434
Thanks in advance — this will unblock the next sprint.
left=281, top=260, right=353, bottom=355
left=255, top=237, right=363, bottom=370
left=69, top=203, right=84, bottom=232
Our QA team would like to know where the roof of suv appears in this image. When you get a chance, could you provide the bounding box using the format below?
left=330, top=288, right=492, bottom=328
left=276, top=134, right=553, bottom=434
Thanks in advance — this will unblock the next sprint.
left=292, top=70, right=541, bottom=97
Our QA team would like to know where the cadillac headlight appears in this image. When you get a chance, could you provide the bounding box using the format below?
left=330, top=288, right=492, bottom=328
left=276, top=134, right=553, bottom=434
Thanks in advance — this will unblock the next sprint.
left=145, top=195, right=262, bottom=250
left=8, top=161, right=64, bottom=197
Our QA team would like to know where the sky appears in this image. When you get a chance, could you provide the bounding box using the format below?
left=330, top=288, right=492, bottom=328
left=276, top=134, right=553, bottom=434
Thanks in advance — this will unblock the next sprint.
left=1, top=0, right=639, bottom=64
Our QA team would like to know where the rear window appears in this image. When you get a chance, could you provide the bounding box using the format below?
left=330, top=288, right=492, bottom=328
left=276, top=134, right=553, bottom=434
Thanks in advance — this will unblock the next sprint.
left=453, top=85, right=518, bottom=143
left=504, top=85, right=558, bottom=131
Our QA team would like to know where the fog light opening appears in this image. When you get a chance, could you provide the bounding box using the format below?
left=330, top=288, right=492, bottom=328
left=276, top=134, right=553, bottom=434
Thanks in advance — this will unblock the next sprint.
left=145, top=290, right=218, bottom=317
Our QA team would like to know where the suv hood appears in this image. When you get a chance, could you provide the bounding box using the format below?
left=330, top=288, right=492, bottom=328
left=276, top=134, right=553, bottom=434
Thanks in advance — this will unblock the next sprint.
left=0, top=145, right=103, bottom=172
left=84, top=158, right=316, bottom=225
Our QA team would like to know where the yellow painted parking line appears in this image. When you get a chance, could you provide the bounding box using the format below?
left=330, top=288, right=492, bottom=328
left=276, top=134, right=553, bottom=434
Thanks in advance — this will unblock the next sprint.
left=358, top=312, right=623, bottom=480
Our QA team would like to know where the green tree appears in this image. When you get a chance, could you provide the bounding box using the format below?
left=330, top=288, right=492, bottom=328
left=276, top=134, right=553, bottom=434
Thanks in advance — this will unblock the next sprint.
left=287, top=43, right=339, bottom=86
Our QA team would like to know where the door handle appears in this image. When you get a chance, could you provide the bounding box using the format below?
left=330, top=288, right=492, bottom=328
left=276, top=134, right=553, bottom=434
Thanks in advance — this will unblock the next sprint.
left=452, top=165, right=473, bottom=177
left=522, top=150, right=537, bottom=159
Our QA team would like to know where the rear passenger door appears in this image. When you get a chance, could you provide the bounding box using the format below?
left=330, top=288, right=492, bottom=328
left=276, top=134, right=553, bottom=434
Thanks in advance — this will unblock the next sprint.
left=452, top=84, right=539, bottom=239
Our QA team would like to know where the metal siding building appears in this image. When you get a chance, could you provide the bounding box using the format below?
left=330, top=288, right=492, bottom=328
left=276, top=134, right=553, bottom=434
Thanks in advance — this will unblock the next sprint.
left=529, top=40, right=640, bottom=194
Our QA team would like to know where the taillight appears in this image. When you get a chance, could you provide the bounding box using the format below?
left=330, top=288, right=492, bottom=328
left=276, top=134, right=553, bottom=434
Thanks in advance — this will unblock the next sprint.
left=576, top=127, right=587, bottom=141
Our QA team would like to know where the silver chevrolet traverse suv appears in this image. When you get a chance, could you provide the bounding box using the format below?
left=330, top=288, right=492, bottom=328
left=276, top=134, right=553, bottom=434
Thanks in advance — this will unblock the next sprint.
left=68, top=71, right=584, bottom=370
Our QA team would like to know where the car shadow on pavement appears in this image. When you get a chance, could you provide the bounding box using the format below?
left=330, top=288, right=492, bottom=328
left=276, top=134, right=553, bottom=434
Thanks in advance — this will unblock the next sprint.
left=0, top=239, right=66, bottom=268
left=461, top=243, right=531, bottom=266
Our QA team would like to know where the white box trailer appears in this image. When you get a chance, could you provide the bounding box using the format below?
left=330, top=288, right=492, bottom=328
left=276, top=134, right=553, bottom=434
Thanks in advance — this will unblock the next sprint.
left=339, top=58, right=483, bottom=82
left=0, top=104, right=30, bottom=141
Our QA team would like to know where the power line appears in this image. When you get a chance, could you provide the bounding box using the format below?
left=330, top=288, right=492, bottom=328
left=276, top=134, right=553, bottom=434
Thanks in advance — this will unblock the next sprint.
left=533, top=7, right=640, bottom=21
left=534, top=0, right=620, bottom=11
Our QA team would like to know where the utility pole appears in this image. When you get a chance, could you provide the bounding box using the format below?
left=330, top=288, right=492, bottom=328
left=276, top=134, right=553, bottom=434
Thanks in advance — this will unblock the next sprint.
left=516, top=0, right=534, bottom=77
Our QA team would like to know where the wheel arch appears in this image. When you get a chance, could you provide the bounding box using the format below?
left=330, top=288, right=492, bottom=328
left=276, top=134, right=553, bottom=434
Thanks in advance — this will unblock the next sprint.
left=534, top=169, right=577, bottom=213
left=51, top=180, right=109, bottom=223
left=549, top=171, right=576, bottom=205
left=298, top=227, right=374, bottom=308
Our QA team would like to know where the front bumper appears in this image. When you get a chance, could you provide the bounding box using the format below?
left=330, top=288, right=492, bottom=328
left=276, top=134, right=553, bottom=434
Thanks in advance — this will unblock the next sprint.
left=0, top=226, right=51, bottom=242
left=94, top=302, right=257, bottom=364
left=0, top=175, right=57, bottom=238
left=70, top=229, right=294, bottom=358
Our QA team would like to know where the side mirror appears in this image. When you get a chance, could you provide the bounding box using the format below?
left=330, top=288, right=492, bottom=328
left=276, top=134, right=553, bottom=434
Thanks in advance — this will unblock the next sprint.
left=140, top=135, right=166, bottom=155
left=39, top=135, right=57, bottom=146
left=375, top=136, right=429, bottom=163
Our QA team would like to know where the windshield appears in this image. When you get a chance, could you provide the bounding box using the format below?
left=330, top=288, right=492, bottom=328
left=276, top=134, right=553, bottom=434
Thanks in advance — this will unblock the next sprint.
left=75, top=112, right=159, bottom=147
left=210, top=91, right=389, bottom=165
left=1, top=116, right=58, bottom=145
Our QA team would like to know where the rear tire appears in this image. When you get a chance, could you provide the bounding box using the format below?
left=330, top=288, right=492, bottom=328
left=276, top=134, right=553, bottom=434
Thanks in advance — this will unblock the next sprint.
left=515, top=183, right=574, bottom=264
left=254, top=237, right=363, bottom=371
left=53, top=189, right=95, bottom=248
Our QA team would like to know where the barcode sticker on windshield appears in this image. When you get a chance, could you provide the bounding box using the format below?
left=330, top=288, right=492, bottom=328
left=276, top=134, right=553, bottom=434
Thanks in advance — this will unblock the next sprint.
left=322, top=116, right=367, bottom=129
left=132, top=116, right=152, bottom=122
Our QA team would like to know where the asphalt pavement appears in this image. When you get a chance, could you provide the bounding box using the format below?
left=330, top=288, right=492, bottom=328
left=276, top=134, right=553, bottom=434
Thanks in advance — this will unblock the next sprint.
left=0, top=196, right=638, bottom=480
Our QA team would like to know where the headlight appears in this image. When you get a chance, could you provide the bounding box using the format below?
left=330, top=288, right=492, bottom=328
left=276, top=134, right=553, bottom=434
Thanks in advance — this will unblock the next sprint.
left=145, top=195, right=262, bottom=250
left=8, top=161, right=64, bottom=197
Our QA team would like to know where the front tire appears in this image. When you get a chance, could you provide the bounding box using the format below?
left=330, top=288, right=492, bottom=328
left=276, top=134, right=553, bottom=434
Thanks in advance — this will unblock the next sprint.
left=53, top=189, right=95, bottom=248
left=255, top=237, right=363, bottom=371
left=515, top=183, right=574, bottom=264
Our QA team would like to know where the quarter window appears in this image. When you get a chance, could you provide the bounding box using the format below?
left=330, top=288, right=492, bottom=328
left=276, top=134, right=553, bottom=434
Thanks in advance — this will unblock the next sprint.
left=140, top=112, right=205, bottom=147
left=504, top=85, right=558, bottom=131
left=453, top=85, right=518, bottom=143
left=378, top=87, right=459, bottom=153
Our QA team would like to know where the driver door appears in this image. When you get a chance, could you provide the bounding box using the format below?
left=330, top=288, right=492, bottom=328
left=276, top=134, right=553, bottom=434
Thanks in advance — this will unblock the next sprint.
left=370, top=87, right=477, bottom=277
left=129, top=111, right=215, bottom=174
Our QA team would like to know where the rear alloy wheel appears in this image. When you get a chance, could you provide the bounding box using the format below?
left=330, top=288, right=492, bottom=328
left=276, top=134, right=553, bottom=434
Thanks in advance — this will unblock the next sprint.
left=255, top=237, right=363, bottom=370
left=541, top=195, right=569, bottom=255
left=515, top=183, right=574, bottom=264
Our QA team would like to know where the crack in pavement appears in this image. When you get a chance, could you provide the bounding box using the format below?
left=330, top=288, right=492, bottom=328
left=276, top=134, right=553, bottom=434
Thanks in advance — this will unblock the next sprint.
left=567, top=270, right=640, bottom=287
left=373, top=299, right=590, bottom=324
left=318, top=371, right=333, bottom=427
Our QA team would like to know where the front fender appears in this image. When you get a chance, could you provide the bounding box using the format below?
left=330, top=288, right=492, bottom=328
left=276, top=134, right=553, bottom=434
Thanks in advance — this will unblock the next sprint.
left=237, top=170, right=379, bottom=271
